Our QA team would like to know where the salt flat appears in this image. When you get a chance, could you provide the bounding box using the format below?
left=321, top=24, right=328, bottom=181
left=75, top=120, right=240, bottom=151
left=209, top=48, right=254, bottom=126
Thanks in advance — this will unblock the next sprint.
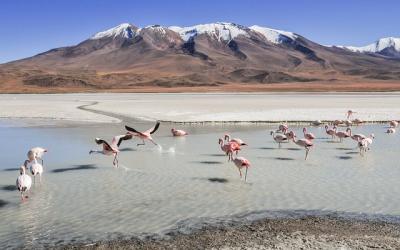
left=0, top=93, right=399, bottom=124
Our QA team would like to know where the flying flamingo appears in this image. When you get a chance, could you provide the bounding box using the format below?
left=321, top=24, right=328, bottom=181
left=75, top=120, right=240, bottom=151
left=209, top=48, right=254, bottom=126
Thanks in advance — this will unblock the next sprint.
left=89, top=134, right=133, bottom=167
left=224, top=134, right=247, bottom=146
left=171, top=128, right=188, bottom=136
left=27, top=147, right=47, bottom=166
left=325, top=125, right=336, bottom=139
left=25, top=159, right=43, bottom=184
left=390, top=120, right=399, bottom=128
left=270, top=131, right=288, bottom=148
left=125, top=121, right=160, bottom=146
left=16, top=165, right=32, bottom=201
left=335, top=127, right=351, bottom=142
left=218, top=138, right=240, bottom=161
left=232, top=156, right=251, bottom=181
left=289, top=131, right=313, bottom=160
left=303, top=128, right=315, bottom=140
left=346, top=110, right=357, bottom=119
left=387, top=128, right=396, bottom=134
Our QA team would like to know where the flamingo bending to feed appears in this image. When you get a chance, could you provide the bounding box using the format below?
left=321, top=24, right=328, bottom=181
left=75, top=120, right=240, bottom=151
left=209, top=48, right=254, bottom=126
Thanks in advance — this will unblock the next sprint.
left=27, top=147, right=47, bottom=166
left=224, top=134, right=247, bottom=146
left=171, top=128, right=188, bottom=136
left=311, top=120, right=323, bottom=126
left=351, top=133, right=366, bottom=142
left=390, top=120, right=399, bottom=128
left=335, top=128, right=351, bottom=142
left=218, top=138, right=240, bottom=161
left=16, top=166, right=32, bottom=201
left=25, top=159, right=43, bottom=184
left=278, top=124, right=288, bottom=133
left=125, top=121, right=160, bottom=146
left=270, top=131, right=288, bottom=148
left=289, top=131, right=313, bottom=160
left=387, top=128, right=396, bottom=134
left=353, top=118, right=363, bottom=126
left=89, top=134, right=133, bottom=167
left=232, top=156, right=251, bottom=181
left=303, top=128, right=315, bottom=140
left=325, top=125, right=336, bottom=139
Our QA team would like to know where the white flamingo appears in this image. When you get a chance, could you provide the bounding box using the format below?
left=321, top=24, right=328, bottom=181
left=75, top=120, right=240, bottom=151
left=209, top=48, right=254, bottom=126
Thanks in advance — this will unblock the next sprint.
left=25, top=159, right=43, bottom=184
left=386, top=128, right=396, bottom=134
left=89, top=134, right=133, bottom=167
left=16, top=166, right=32, bottom=201
left=270, top=131, right=288, bottom=148
left=224, top=134, right=247, bottom=146
left=27, top=147, right=47, bottom=166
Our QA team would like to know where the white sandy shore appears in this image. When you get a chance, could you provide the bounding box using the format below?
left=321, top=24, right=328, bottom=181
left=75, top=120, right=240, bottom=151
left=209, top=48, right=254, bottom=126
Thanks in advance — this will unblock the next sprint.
left=0, top=93, right=399, bottom=124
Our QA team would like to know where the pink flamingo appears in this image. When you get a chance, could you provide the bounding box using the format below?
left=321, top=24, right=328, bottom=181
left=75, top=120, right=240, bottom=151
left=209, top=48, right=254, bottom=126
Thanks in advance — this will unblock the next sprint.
left=125, top=121, right=160, bottom=146
left=390, top=120, right=399, bottom=128
left=218, top=138, right=240, bottom=161
left=325, top=125, right=336, bottom=139
left=344, top=120, right=352, bottom=127
left=232, top=156, right=251, bottom=181
left=346, top=110, right=357, bottom=119
left=270, top=131, right=288, bottom=148
left=289, top=131, right=313, bottom=160
left=171, top=128, right=188, bottom=136
left=16, top=166, right=32, bottom=201
left=224, top=134, right=247, bottom=146
left=335, top=127, right=351, bottom=142
left=353, top=118, right=363, bottom=126
left=303, top=127, right=315, bottom=140
left=333, top=120, right=344, bottom=126
left=89, top=134, right=133, bottom=167
left=278, top=124, right=288, bottom=133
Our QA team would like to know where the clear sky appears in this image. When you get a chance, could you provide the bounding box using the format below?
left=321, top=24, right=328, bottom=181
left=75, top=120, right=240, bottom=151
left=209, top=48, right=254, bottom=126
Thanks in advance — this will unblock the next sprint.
left=1, top=0, right=399, bottom=63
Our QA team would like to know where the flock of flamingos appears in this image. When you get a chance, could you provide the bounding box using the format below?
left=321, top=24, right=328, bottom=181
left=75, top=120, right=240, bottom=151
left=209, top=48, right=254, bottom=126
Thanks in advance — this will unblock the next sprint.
left=15, top=110, right=398, bottom=201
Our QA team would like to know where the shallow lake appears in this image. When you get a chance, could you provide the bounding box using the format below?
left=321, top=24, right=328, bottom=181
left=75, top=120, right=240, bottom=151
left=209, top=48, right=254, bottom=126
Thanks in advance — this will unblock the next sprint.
left=0, top=120, right=399, bottom=248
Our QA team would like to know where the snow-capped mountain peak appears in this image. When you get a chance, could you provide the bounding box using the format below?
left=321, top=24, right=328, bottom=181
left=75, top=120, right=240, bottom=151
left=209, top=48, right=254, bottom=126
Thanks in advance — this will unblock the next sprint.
left=169, top=22, right=250, bottom=42
left=249, top=25, right=297, bottom=44
left=91, top=23, right=137, bottom=40
left=341, top=37, right=400, bottom=53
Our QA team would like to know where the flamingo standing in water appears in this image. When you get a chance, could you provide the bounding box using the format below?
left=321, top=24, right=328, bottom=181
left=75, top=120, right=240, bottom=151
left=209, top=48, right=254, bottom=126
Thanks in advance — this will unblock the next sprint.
left=218, top=138, right=240, bottom=161
left=351, top=132, right=366, bottom=142
left=25, top=159, right=43, bottom=184
left=16, top=166, right=32, bottom=201
left=224, top=134, right=247, bottom=146
left=232, top=156, right=251, bottom=181
left=278, top=124, right=288, bottom=133
left=353, top=118, right=363, bottom=126
left=171, top=128, right=188, bottom=136
left=289, top=131, right=313, bottom=160
left=390, top=120, right=399, bottom=128
left=303, top=128, right=315, bottom=140
left=387, top=128, right=396, bottom=134
left=270, top=131, right=288, bottom=148
left=346, top=110, right=357, bottom=119
left=125, top=121, right=160, bottom=146
left=325, top=125, right=336, bottom=139
left=27, top=147, right=47, bottom=167
left=89, top=134, right=133, bottom=167
left=335, top=128, right=351, bottom=142
left=333, top=120, right=344, bottom=126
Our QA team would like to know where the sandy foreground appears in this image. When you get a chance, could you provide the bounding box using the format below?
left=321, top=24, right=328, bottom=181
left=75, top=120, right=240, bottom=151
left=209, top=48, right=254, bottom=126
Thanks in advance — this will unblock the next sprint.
left=0, top=92, right=400, bottom=124
left=55, top=216, right=400, bottom=250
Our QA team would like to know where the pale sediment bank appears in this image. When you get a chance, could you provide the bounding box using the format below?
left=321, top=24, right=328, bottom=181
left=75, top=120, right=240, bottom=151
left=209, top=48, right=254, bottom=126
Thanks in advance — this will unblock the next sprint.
left=0, top=93, right=399, bottom=125
left=54, top=214, right=400, bottom=250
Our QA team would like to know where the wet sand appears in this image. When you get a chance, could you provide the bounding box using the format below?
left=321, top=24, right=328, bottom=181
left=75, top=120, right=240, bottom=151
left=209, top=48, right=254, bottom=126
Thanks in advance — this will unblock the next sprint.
left=56, top=215, right=400, bottom=249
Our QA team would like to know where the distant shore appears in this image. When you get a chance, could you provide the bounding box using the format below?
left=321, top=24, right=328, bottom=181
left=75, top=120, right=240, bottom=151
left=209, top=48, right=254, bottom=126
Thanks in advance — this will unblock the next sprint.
left=55, top=215, right=400, bottom=249
left=0, top=93, right=399, bottom=126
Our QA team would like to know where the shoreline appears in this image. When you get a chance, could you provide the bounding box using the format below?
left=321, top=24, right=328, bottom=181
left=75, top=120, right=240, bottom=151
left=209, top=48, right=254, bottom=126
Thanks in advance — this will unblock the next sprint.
left=54, top=212, right=400, bottom=249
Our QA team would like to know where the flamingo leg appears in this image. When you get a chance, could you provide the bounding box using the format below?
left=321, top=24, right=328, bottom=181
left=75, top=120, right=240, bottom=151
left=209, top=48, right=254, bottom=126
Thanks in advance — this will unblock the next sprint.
left=305, top=148, right=310, bottom=160
left=238, top=168, right=242, bottom=178
left=244, top=167, right=248, bottom=182
left=137, top=140, right=145, bottom=146
left=278, top=142, right=281, bottom=148
left=149, top=139, right=158, bottom=146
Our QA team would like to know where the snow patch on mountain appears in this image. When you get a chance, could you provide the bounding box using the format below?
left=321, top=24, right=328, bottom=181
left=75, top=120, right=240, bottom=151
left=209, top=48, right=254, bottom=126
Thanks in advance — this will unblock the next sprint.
left=250, top=25, right=297, bottom=44
left=91, top=23, right=136, bottom=39
left=340, top=37, right=400, bottom=53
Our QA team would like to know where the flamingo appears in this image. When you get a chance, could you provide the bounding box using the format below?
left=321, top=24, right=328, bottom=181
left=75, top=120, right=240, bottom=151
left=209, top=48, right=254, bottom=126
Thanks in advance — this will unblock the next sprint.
left=344, top=120, right=352, bottom=127
left=278, top=124, right=288, bottom=133
left=289, top=132, right=313, bottom=160
left=311, top=120, right=323, bottom=126
left=232, top=156, right=251, bottom=181
left=351, top=132, right=366, bottom=142
left=346, top=110, right=357, bottom=119
left=224, top=134, right=247, bottom=146
left=390, top=120, right=399, bottom=128
left=89, top=134, right=133, bottom=167
left=303, top=128, right=315, bottom=140
left=358, top=139, right=368, bottom=156
left=333, top=120, right=344, bottom=126
left=325, top=125, right=336, bottom=139
left=16, top=165, right=32, bottom=201
left=25, top=159, right=43, bottom=184
left=270, top=131, right=288, bottom=148
left=335, top=128, right=351, bottom=142
left=171, top=128, right=188, bottom=136
left=218, top=138, right=240, bottom=161
left=387, top=128, right=396, bottom=134
left=353, top=118, right=363, bottom=126
left=125, top=121, right=160, bottom=146
left=27, top=147, right=47, bottom=166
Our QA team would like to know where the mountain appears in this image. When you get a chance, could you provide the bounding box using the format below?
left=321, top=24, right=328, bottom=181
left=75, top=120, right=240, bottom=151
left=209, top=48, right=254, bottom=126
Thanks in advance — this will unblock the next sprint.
left=338, top=37, right=400, bottom=58
left=1, top=22, right=400, bottom=92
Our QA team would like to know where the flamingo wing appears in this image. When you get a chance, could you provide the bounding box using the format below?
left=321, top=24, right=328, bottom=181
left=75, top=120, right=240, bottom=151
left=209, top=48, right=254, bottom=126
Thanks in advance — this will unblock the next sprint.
left=125, top=125, right=146, bottom=136
left=95, top=138, right=113, bottom=151
left=111, top=134, right=133, bottom=147
left=145, top=121, right=160, bottom=134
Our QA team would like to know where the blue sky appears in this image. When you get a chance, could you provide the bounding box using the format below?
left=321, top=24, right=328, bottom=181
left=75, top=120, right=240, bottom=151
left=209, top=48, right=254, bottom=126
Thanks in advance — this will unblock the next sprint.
left=1, top=0, right=399, bottom=63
